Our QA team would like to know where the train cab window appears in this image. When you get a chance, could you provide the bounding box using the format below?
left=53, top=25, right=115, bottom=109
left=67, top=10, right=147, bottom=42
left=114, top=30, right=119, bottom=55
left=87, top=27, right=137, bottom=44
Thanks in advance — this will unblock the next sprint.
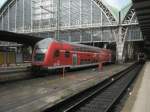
left=65, top=51, right=70, bottom=58
left=54, top=50, right=60, bottom=57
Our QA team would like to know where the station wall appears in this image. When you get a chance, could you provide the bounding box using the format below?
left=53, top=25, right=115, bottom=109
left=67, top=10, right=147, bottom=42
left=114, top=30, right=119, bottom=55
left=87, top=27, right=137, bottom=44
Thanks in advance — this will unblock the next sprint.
left=0, top=51, right=23, bottom=65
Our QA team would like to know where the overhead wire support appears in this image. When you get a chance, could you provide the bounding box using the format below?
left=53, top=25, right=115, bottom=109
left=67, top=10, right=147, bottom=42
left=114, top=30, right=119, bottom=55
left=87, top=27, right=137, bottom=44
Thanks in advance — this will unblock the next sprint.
left=56, top=0, right=60, bottom=40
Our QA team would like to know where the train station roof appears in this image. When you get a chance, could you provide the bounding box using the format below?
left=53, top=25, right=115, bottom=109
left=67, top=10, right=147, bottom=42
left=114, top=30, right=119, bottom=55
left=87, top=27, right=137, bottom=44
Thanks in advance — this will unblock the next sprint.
left=1, top=0, right=132, bottom=23
left=132, top=0, right=150, bottom=50
left=0, top=31, right=43, bottom=46
left=101, top=0, right=132, bottom=22
left=0, top=0, right=6, bottom=8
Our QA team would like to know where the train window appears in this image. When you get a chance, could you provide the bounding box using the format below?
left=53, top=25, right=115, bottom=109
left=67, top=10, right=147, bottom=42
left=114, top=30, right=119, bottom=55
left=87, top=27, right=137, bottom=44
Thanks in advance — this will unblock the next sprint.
left=34, top=53, right=45, bottom=61
left=54, top=50, right=60, bottom=57
left=65, top=51, right=70, bottom=58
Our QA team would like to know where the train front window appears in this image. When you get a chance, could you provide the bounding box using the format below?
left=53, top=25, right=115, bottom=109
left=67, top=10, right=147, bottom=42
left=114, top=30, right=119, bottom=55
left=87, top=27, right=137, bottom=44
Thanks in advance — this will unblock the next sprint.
left=34, top=53, right=45, bottom=61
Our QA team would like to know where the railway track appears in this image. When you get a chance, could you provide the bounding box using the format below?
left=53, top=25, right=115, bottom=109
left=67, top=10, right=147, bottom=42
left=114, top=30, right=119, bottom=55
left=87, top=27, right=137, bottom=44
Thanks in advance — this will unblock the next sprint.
left=43, top=63, right=143, bottom=112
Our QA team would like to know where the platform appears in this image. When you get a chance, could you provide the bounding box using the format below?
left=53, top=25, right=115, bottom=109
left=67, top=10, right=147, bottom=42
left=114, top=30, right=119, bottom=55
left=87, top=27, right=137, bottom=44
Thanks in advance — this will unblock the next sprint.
left=0, top=63, right=133, bottom=112
left=0, top=63, right=31, bottom=82
left=0, top=63, right=31, bottom=72
left=121, top=62, right=150, bottom=112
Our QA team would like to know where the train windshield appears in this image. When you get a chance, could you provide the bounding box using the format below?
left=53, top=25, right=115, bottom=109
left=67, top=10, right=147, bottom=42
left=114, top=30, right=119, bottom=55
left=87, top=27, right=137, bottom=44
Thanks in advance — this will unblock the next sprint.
left=34, top=53, right=45, bottom=61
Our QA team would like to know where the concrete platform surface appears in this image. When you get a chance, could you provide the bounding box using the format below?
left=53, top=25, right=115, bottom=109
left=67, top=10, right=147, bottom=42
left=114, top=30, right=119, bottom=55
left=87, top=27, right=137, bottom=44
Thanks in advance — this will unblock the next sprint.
left=0, top=63, right=31, bottom=72
left=121, top=62, right=150, bottom=112
left=0, top=63, right=31, bottom=82
left=0, top=63, right=133, bottom=112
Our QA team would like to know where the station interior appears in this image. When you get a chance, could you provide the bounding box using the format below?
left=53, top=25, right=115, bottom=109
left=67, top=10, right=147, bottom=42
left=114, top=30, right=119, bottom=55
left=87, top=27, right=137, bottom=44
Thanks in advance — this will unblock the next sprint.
left=0, top=0, right=149, bottom=112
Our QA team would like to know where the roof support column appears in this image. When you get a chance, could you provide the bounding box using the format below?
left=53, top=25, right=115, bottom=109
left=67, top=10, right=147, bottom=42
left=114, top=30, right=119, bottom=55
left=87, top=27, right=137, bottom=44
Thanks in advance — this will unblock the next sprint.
left=116, top=26, right=125, bottom=64
left=31, top=0, right=33, bottom=32
left=15, top=0, right=17, bottom=32
left=91, top=0, right=93, bottom=42
left=23, top=0, right=25, bottom=33
left=127, top=42, right=134, bottom=61
left=55, top=0, right=60, bottom=40
left=80, top=30, right=82, bottom=43
left=2, top=15, right=4, bottom=30
left=79, top=0, right=82, bottom=43
left=69, top=31, right=71, bottom=42
left=116, top=11, right=129, bottom=64
left=69, top=0, right=71, bottom=27
left=80, top=0, right=82, bottom=26
left=8, top=6, right=10, bottom=31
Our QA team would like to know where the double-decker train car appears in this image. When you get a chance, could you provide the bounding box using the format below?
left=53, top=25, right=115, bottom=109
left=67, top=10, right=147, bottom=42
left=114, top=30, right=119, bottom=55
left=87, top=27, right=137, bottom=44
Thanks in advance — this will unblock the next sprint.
left=32, top=38, right=114, bottom=71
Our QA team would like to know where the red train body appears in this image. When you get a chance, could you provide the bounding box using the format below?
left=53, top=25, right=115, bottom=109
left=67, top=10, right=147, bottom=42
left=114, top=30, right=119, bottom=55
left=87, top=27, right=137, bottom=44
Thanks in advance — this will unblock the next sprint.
left=32, top=38, right=113, bottom=70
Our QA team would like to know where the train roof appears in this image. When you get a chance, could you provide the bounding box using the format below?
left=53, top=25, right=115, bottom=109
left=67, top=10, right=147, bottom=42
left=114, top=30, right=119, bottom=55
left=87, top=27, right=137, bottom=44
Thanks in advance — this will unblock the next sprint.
left=60, top=40, right=101, bottom=53
left=37, top=38, right=109, bottom=53
left=38, top=38, right=100, bottom=50
left=69, top=42, right=100, bottom=50
left=36, top=38, right=53, bottom=49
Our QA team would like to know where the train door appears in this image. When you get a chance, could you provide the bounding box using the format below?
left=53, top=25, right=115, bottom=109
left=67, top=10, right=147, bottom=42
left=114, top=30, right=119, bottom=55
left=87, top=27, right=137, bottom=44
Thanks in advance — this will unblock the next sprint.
left=72, top=54, right=78, bottom=65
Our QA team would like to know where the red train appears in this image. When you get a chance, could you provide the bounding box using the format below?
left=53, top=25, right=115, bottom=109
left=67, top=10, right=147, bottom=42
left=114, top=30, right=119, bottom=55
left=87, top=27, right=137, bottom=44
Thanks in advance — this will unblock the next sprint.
left=32, top=38, right=115, bottom=71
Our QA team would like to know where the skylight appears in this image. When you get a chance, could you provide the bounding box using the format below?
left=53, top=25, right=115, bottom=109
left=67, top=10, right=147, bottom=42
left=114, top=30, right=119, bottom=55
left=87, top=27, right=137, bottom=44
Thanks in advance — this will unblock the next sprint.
left=0, top=0, right=7, bottom=8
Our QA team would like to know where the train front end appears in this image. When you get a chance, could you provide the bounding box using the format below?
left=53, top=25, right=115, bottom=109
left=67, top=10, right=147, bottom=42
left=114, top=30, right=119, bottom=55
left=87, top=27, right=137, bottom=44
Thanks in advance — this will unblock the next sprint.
left=138, top=52, right=145, bottom=64
left=32, top=38, right=53, bottom=71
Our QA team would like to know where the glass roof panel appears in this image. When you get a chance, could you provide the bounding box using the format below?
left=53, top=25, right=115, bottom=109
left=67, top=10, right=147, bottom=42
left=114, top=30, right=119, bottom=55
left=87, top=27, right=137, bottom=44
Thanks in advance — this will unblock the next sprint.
left=0, top=0, right=132, bottom=23
left=101, top=0, right=132, bottom=22
left=0, top=0, right=7, bottom=8
left=104, top=0, right=132, bottom=10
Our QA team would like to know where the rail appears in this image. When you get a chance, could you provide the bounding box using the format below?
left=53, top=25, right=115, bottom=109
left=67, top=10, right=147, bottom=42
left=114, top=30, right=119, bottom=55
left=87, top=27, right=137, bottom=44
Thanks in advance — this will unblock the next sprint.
left=43, top=62, right=143, bottom=112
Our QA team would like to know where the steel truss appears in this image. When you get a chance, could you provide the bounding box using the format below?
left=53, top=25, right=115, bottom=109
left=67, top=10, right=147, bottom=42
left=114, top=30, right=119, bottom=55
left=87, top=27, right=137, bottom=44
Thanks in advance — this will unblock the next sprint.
left=115, top=7, right=142, bottom=63
left=0, top=0, right=142, bottom=43
left=93, top=0, right=116, bottom=25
